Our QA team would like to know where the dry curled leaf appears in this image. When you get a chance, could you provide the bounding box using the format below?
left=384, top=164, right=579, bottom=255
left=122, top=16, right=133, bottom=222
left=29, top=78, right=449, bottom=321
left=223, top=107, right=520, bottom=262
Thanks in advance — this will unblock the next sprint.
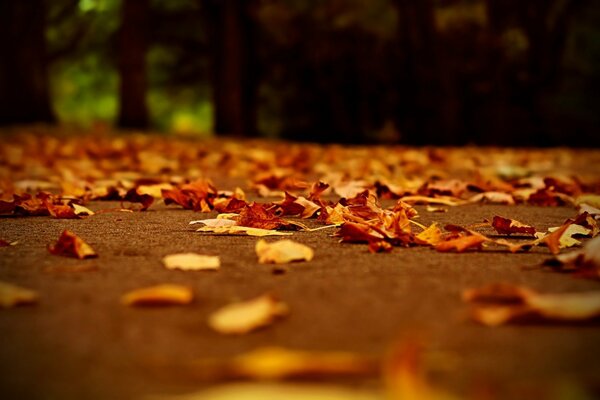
left=163, top=253, right=220, bottom=271
left=208, top=294, right=288, bottom=335
left=121, top=284, right=194, bottom=307
left=491, top=216, right=536, bottom=236
left=48, top=230, right=97, bottom=259
left=463, top=283, right=600, bottom=326
left=543, top=235, right=600, bottom=279
left=189, top=218, right=237, bottom=228
left=197, top=225, right=293, bottom=237
left=0, top=281, right=39, bottom=308
left=415, top=223, right=443, bottom=246
left=435, top=233, right=487, bottom=253
left=255, top=239, right=314, bottom=264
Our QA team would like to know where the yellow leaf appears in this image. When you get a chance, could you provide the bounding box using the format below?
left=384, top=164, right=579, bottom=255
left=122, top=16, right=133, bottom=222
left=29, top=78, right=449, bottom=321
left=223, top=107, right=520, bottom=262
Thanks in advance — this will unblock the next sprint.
left=163, top=253, right=220, bottom=271
left=208, top=294, right=288, bottom=335
left=0, top=281, right=38, bottom=308
left=197, top=226, right=292, bottom=237
left=256, top=239, right=314, bottom=264
left=121, top=284, right=194, bottom=307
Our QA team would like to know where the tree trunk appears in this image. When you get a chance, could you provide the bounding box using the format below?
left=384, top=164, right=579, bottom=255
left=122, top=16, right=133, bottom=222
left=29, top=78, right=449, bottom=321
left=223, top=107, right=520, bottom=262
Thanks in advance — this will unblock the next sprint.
left=117, top=0, right=150, bottom=129
left=0, top=0, right=55, bottom=125
left=206, top=0, right=257, bottom=137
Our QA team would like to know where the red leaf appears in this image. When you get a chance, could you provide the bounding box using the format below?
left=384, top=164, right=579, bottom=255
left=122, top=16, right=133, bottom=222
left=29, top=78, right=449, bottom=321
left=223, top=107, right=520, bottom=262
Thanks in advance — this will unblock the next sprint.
left=491, top=216, right=536, bottom=236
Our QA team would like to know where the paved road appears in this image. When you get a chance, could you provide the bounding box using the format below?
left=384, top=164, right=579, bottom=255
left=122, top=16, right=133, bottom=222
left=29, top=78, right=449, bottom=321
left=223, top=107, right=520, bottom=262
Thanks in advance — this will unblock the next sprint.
left=1, top=201, right=599, bottom=399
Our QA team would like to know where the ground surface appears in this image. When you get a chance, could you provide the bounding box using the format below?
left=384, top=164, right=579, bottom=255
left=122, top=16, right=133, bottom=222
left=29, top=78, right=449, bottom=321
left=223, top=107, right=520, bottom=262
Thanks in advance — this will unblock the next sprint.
left=1, top=202, right=599, bottom=399
left=0, top=133, right=599, bottom=399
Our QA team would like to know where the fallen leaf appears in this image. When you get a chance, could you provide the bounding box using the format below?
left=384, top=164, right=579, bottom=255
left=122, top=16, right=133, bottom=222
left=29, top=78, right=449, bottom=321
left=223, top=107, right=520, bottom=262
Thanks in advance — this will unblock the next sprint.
left=148, top=383, right=380, bottom=400
left=0, top=281, right=39, bottom=308
left=491, top=216, right=536, bottom=236
left=72, top=203, right=94, bottom=216
left=197, top=226, right=293, bottom=237
left=237, top=203, right=298, bottom=230
left=208, top=294, right=288, bottom=334
left=435, top=233, right=487, bottom=252
left=369, top=240, right=393, bottom=253
left=543, top=235, right=600, bottom=278
left=415, top=223, right=443, bottom=246
left=385, top=339, right=459, bottom=400
left=189, top=218, right=237, bottom=228
left=468, top=192, right=515, bottom=205
left=121, top=284, right=194, bottom=306
left=163, top=253, right=220, bottom=271
left=48, top=230, right=97, bottom=259
left=256, top=239, right=314, bottom=264
left=186, top=346, right=378, bottom=382
left=463, top=283, right=600, bottom=326
left=399, top=196, right=465, bottom=206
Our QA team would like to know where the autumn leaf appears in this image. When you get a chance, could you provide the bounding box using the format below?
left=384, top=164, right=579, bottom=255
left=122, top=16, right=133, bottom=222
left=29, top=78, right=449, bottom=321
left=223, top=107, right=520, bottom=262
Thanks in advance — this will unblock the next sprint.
left=543, top=235, right=600, bottom=279
left=48, top=230, right=97, bottom=259
left=468, top=192, right=515, bottom=205
left=162, top=253, right=220, bottom=271
left=162, top=179, right=218, bottom=212
left=208, top=294, right=289, bottom=334
left=435, top=232, right=487, bottom=252
left=415, top=223, right=443, bottom=246
left=237, top=202, right=299, bottom=230
left=0, top=281, right=39, bottom=308
left=122, top=187, right=154, bottom=210
left=491, top=216, right=536, bottom=236
left=463, top=283, right=600, bottom=326
left=121, top=284, right=194, bottom=306
left=197, top=225, right=293, bottom=237
left=256, top=239, right=314, bottom=264
left=385, top=339, right=459, bottom=400
left=151, top=383, right=380, bottom=400
left=189, top=346, right=378, bottom=381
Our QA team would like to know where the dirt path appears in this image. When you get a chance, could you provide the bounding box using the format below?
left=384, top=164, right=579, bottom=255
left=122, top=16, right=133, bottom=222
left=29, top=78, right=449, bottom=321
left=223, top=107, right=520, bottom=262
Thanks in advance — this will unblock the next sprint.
left=1, top=201, right=599, bottom=399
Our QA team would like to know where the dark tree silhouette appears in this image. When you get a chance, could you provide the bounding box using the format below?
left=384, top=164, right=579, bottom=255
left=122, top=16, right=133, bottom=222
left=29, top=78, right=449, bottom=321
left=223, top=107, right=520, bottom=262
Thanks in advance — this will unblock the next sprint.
left=117, top=0, right=150, bottom=129
left=205, top=0, right=258, bottom=136
left=0, top=0, right=55, bottom=125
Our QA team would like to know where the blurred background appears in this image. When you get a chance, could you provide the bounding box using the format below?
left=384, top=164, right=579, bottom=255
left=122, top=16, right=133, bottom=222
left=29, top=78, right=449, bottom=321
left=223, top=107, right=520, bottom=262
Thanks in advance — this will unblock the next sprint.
left=0, top=0, right=598, bottom=145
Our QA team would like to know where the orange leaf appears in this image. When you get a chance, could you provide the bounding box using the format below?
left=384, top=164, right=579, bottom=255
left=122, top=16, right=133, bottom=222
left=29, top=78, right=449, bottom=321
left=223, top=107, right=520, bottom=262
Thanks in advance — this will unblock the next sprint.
left=48, top=230, right=97, bottom=259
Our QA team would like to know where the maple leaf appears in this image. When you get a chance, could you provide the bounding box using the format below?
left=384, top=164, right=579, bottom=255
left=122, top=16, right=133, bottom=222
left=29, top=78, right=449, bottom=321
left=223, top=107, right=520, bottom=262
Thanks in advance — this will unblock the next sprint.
left=435, top=230, right=488, bottom=252
left=122, top=187, right=154, bottom=210
left=162, top=179, right=218, bottom=212
left=208, top=294, right=289, bottom=335
left=491, top=216, right=536, bottom=236
left=275, top=192, right=321, bottom=219
left=336, top=222, right=385, bottom=244
left=256, top=239, right=314, bottom=264
left=121, top=284, right=194, bottom=306
left=237, top=202, right=299, bottom=230
left=48, top=230, right=97, bottom=259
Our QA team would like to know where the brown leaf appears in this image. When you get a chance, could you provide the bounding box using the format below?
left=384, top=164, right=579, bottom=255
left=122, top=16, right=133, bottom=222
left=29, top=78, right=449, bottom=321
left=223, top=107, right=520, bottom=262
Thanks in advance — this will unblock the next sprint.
left=162, top=179, right=218, bottom=211
left=121, top=284, right=194, bottom=306
left=122, top=187, right=154, bottom=210
left=435, top=233, right=487, bottom=252
left=237, top=202, right=298, bottom=230
left=0, top=281, right=39, bottom=308
left=491, top=216, right=536, bottom=236
left=368, top=240, right=393, bottom=253
left=208, top=294, right=289, bottom=335
left=463, top=283, right=600, bottom=326
left=48, top=230, right=97, bottom=259
left=543, top=235, right=600, bottom=279
left=256, top=239, right=314, bottom=264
